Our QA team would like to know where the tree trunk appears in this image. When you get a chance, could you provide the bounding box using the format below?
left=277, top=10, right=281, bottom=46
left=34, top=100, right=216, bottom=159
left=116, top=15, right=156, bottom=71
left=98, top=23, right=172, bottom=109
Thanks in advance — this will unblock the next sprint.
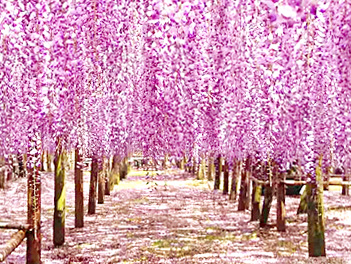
left=40, top=151, right=45, bottom=171
left=98, top=171, right=104, bottom=204
left=112, top=155, right=120, bottom=185
left=307, top=156, right=326, bottom=257
left=47, top=151, right=52, bottom=172
left=54, top=145, right=65, bottom=246
left=120, top=157, right=128, bottom=180
left=297, top=186, right=307, bottom=214
left=207, top=157, right=214, bottom=181
left=105, top=170, right=111, bottom=195
left=307, top=182, right=326, bottom=256
left=223, top=160, right=229, bottom=195
left=214, top=155, right=221, bottom=190
left=26, top=145, right=41, bottom=264
left=18, top=154, right=25, bottom=178
left=180, top=156, right=185, bottom=170
left=74, top=148, right=84, bottom=228
left=277, top=175, right=286, bottom=231
left=238, top=158, right=250, bottom=211
left=260, top=185, right=273, bottom=227
left=88, top=156, right=98, bottom=214
left=229, top=160, right=238, bottom=201
left=251, top=181, right=261, bottom=221
left=192, top=157, right=196, bottom=176
left=342, top=172, right=349, bottom=196
left=0, top=167, right=4, bottom=189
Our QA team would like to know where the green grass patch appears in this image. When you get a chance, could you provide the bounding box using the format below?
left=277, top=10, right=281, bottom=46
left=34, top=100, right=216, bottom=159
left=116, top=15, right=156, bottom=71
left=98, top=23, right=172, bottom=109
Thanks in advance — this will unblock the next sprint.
left=149, top=238, right=196, bottom=258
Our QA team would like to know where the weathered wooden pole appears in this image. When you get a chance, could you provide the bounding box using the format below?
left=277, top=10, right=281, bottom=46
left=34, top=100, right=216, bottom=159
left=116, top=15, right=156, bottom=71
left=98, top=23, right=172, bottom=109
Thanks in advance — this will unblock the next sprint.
left=0, top=230, right=26, bottom=262
left=112, top=155, right=120, bottom=185
left=229, top=159, right=238, bottom=201
left=26, top=140, right=41, bottom=264
left=223, top=160, right=229, bottom=195
left=207, top=157, right=214, bottom=181
left=54, top=141, right=66, bottom=246
left=238, top=158, right=250, bottom=211
left=88, top=156, right=99, bottom=214
left=105, top=161, right=111, bottom=196
left=98, top=158, right=105, bottom=204
left=251, top=180, right=261, bottom=221
left=307, top=156, right=326, bottom=257
left=277, top=173, right=286, bottom=231
left=260, top=162, right=274, bottom=227
left=214, top=155, right=222, bottom=190
left=46, top=151, right=52, bottom=172
left=18, top=154, right=25, bottom=178
left=342, top=170, right=349, bottom=196
left=74, top=148, right=84, bottom=228
left=180, top=156, right=185, bottom=170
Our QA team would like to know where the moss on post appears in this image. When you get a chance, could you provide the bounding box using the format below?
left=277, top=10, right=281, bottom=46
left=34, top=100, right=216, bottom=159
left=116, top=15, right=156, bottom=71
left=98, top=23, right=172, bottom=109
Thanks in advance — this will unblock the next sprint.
left=307, top=156, right=326, bottom=257
left=112, top=155, right=120, bottom=185
left=54, top=145, right=65, bottom=246
left=46, top=151, right=52, bottom=172
left=251, top=181, right=261, bottom=221
left=260, top=185, right=273, bottom=227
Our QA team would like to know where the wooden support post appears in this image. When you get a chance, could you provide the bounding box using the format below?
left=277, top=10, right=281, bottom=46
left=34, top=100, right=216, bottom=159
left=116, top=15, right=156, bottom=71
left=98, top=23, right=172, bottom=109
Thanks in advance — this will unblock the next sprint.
left=18, top=154, right=25, bottom=178
left=0, top=230, right=26, bottom=262
left=260, top=185, right=273, bottom=227
left=277, top=175, right=286, bottom=232
left=214, top=155, right=221, bottom=190
left=98, top=171, right=105, bottom=204
left=307, top=156, right=326, bottom=257
left=88, top=156, right=98, bottom=214
left=0, top=167, right=4, bottom=189
left=46, top=151, right=52, bottom=172
left=229, top=160, right=237, bottom=201
left=26, top=149, right=41, bottom=264
left=112, top=155, right=120, bottom=185
left=207, top=157, right=214, bottom=181
left=74, top=148, right=84, bottom=228
left=251, top=181, right=261, bottom=221
left=180, top=156, right=185, bottom=170
left=54, top=143, right=65, bottom=246
left=192, top=157, right=196, bottom=176
left=238, top=158, right=250, bottom=211
left=105, top=171, right=111, bottom=195
left=307, top=182, right=326, bottom=256
left=223, top=160, right=229, bottom=195
left=342, top=173, right=349, bottom=196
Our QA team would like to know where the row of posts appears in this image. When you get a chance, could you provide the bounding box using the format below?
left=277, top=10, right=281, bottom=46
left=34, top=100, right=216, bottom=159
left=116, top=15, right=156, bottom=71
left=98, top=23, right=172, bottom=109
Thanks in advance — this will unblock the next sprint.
left=182, top=155, right=325, bottom=257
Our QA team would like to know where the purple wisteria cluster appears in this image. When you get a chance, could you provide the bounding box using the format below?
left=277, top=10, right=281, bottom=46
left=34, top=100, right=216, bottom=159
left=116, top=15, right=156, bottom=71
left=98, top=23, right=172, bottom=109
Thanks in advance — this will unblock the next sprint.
left=0, top=0, right=350, bottom=175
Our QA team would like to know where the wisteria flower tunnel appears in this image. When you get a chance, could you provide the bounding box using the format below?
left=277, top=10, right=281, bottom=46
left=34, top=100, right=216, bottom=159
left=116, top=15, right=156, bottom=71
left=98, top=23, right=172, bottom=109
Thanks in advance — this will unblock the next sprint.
left=1, top=0, right=351, bottom=263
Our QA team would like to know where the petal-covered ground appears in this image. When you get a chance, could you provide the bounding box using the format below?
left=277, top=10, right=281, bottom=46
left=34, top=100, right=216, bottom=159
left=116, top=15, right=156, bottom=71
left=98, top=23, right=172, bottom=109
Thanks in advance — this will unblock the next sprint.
left=1, top=169, right=351, bottom=263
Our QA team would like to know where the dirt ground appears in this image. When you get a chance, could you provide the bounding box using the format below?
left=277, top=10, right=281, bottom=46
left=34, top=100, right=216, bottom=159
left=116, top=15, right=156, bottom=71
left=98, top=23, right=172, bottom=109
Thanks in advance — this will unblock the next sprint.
left=1, top=169, right=351, bottom=264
